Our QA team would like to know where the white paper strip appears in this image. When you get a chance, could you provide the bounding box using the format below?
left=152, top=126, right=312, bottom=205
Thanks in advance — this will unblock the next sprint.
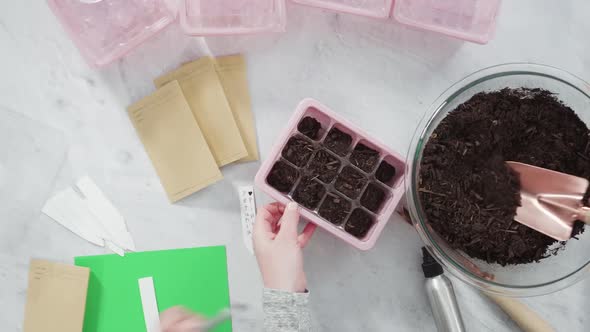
left=42, top=177, right=135, bottom=256
left=238, top=186, right=256, bottom=255
left=138, top=277, right=161, bottom=332
left=42, top=188, right=106, bottom=247
left=77, top=177, right=136, bottom=251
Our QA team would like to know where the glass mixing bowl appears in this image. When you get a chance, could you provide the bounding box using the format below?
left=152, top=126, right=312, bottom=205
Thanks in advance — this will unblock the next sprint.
left=406, top=63, right=590, bottom=297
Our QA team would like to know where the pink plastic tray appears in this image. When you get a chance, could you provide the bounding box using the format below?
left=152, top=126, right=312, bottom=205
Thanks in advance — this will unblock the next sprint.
left=180, top=0, right=287, bottom=35
left=393, top=0, right=502, bottom=44
left=292, top=0, right=394, bottom=18
left=47, top=0, right=175, bottom=67
left=255, top=99, right=406, bottom=250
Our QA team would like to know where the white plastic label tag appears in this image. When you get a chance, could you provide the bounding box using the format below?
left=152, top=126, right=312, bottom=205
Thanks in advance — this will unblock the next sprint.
left=138, top=277, right=161, bottom=332
left=42, top=177, right=135, bottom=256
left=238, top=186, right=256, bottom=255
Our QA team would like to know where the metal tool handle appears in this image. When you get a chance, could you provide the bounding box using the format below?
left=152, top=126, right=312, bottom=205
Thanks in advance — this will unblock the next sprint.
left=425, top=276, right=465, bottom=332
left=485, top=293, right=555, bottom=332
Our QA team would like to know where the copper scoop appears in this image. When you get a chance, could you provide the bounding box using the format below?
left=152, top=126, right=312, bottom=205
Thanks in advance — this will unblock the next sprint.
left=507, top=161, right=590, bottom=241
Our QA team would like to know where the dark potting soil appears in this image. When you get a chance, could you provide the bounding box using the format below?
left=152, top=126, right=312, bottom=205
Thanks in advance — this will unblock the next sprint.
left=350, top=143, right=380, bottom=173
left=419, top=88, right=590, bottom=265
left=292, top=177, right=326, bottom=210
left=319, top=193, right=352, bottom=225
left=335, top=166, right=367, bottom=199
left=298, top=116, right=322, bottom=140
left=345, top=208, right=375, bottom=238
left=361, top=183, right=387, bottom=213
left=282, top=136, right=315, bottom=167
left=307, top=149, right=341, bottom=183
left=324, top=128, right=353, bottom=156
left=376, top=161, right=397, bottom=184
left=267, top=161, right=300, bottom=193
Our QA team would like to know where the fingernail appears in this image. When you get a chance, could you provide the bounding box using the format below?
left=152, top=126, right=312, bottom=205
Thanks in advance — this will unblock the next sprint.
left=287, top=202, right=298, bottom=211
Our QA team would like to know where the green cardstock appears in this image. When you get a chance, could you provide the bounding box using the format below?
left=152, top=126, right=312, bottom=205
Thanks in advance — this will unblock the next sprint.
left=75, top=246, right=232, bottom=332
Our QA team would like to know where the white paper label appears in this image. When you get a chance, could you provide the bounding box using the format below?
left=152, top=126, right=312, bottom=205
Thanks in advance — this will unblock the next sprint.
left=77, top=176, right=136, bottom=252
left=238, top=186, right=256, bottom=255
left=42, top=177, right=135, bottom=256
left=138, top=277, right=161, bottom=332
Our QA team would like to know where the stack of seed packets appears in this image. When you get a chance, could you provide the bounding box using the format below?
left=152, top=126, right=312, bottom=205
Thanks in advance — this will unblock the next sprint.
left=128, top=55, right=258, bottom=203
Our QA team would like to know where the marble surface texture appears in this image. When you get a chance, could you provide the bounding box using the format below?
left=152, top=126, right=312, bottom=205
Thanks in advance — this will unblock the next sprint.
left=1, top=0, right=589, bottom=331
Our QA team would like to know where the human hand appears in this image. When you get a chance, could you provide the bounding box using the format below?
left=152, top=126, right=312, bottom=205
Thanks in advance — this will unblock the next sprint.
left=253, top=202, right=317, bottom=293
left=160, top=306, right=205, bottom=332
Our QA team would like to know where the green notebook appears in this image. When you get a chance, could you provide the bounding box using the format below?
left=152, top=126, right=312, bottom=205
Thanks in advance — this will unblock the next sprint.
left=75, top=246, right=232, bottom=332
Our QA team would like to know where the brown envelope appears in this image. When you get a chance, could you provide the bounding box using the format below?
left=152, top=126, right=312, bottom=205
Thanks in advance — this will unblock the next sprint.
left=154, top=57, right=248, bottom=166
left=128, top=81, right=223, bottom=203
left=23, top=259, right=90, bottom=332
left=213, top=55, right=259, bottom=162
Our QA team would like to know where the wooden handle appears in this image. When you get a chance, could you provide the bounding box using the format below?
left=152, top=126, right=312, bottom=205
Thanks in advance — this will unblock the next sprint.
left=485, top=293, right=555, bottom=332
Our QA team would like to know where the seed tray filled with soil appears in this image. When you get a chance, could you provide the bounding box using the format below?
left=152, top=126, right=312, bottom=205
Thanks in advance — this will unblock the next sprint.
left=307, top=149, right=341, bottom=183
left=334, top=166, right=367, bottom=199
left=324, top=127, right=353, bottom=156
left=345, top=209, right=376, bottom=239
left=281, top=136, right=316, bottom=167
left=292, top=177, right=327, bottom=210
left=375, top=158, right=397, bottom=186
left=360, top=183, right=389, bottom=213
left=319, top=193, right=352, bottom=225
left=255, top=99, right=407, bottom=250
left=297, top=116, right=322, bottom=140
left=419, top=88, right=590, bottom=265
left=350, top=142, right=380, bottom=173
left=266, top=161, right=300, bottom=193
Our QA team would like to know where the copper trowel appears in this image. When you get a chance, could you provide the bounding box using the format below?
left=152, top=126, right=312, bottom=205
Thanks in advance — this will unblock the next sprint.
left=507, top=161, right=590, bottom=241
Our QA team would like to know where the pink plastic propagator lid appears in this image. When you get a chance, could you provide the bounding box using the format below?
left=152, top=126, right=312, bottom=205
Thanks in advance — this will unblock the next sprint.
left=47, top=0, right=175, bottom=67
left=392, top=0, right=502, bottom=44
left=291, top=0, right=394, bottom=19
left=179, top=0, right=287, bottom=36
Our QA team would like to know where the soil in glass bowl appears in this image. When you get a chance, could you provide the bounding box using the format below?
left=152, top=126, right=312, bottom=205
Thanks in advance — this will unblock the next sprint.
left=419, top=88, right=590, bottom=265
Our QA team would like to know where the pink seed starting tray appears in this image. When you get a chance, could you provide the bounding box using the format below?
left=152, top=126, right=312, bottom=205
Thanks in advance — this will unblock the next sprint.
left=255, top=99, right=406, bottom=250
left=392, top=0, right=502, bottom=44
left=47, top=0, right=175, bottom=67
left=180, top=0, right=287, bottom=35
left=292, top=0, right=394, bottom=18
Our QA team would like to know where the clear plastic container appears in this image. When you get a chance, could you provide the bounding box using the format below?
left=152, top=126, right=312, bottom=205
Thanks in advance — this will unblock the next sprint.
left=179, top=0, right=287, bottom=35
left=392, top=0, right=502, bottom=44
left=292, top=0, right=394, bottom=18
left=407, top=64, right=590, bottom=296
left=255, top=99, right=406, bottom=250
left=47, top=0, right=175, bottom=67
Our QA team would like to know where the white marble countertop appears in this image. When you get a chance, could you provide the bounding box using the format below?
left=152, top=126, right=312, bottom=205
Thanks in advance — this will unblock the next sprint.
left=1, top=0, right=589, bottom=331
